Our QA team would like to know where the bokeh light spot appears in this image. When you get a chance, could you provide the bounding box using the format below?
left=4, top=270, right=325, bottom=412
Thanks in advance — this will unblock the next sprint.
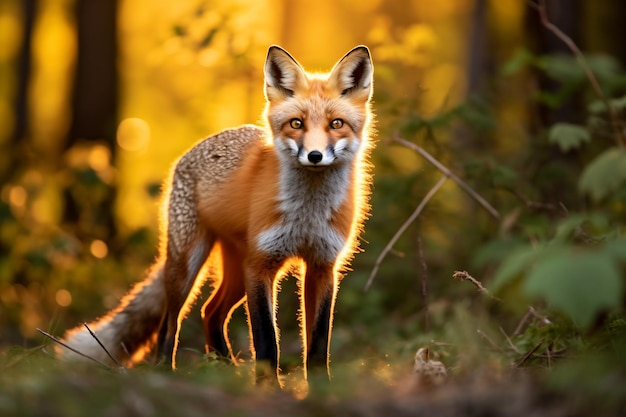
left=117, top=117, right=151, bottom=152
left=9, top=186, right=27, bottom=208
left=90, top=239, right=109, bottom=259
left=88, top=145, right=111, bottom=172
left=55, top=289, right=72, bottom=307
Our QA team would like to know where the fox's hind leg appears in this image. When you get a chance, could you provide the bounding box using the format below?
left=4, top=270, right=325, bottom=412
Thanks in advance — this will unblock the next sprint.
left=201, top=241, right=246, bottom=361
left=157, top=233, right=213, bottom=369
left=156, top=176, right=215, bottom=369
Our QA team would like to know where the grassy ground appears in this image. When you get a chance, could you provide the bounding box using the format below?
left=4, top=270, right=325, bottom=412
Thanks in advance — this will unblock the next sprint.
left=2, top=339, right=625, bottom=417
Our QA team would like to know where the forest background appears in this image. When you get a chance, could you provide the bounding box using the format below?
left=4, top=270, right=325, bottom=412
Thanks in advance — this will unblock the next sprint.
left=1, top=0, right=626, bottom=415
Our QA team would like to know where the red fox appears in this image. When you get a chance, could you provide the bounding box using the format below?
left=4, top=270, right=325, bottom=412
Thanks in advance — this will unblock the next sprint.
left=60, top=45, right=374, bottom=381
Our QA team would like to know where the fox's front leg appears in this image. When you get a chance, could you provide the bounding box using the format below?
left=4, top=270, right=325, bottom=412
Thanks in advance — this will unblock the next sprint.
left=302, top=262, right=337, bottom=377
left=244, top=256, right=283, bottom=382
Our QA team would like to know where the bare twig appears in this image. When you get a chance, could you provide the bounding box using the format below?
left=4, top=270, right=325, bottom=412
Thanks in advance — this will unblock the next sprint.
left=36, top=328, right=114, bottom=371
left=417, top=236, right=430, bottom=333
left=515, top=337, right=545, bottom=368
left=83, top=322, right=125, bottom=369
left=513, top=306, right=552, bottom=337
left=393, top=134, right=501, bottom=220
left=477, top=329, right=502, bottom=352
left=499, top=326, right=522, bottom=354
left=546, top=341, right=553, bottom=369
left=513, top=307, right=533, bottom=337
left=364, top=175, right=448, bottom=291
left=530, top=0, right=625, bottom=146
left=528, top=306, right=552, bottom=325
left=452, top=270, right=490, bottom=295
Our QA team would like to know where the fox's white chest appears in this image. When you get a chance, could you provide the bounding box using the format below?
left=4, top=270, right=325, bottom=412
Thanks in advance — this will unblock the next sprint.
left=255, top=165, right=351, bottom=264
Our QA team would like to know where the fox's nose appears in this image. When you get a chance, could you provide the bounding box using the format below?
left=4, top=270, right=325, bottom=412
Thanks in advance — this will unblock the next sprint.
left=307, top=150, right=323, bottom=164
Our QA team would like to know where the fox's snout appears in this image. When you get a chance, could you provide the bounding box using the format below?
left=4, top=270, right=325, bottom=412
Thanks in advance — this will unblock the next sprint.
left=293, top=138, right=354, bottom=168
left=279, top=126, right=357, bottom=168
left=297, top=143, right=335, bottom=167
left=307, top=150, right=323, bottom=164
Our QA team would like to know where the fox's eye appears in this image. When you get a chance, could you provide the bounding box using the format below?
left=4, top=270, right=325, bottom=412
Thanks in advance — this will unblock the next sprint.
left=330, top=118, right=344, bottom=129
left=289, top=118, right=303, bottom=129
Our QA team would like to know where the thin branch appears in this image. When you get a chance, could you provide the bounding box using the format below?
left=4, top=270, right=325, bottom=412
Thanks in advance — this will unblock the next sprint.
left=36, top=328, right=114, bottom=371
left=83, top=322, right=125, bottom=369
left=364, top=175, right=448, bottom=291
left=528, top=306, right=552, bottom=326
left=515, top=337, right=545, bottom=368
left=513, top=306, right=552, bottom=337
left=393, top=134, right=501, bottom=220
left=477, top=329, right=502, bottom=352
left=513, top=307, right=533, bottom=337
left=530, top=0, right=625, bottom=146
left=452, top=270, right=492, bottom=297
left=546, top=341, right=553, bottom=369
left=499, top=326, right=522, bottom=354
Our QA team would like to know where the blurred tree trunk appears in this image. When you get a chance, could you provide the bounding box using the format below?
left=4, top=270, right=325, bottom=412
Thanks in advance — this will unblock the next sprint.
left=67, top=0, right=118, bottom=145
left=1, top=0, right=37, bottom=282
left=3, top=0, right=37, bottom=184
left=525, top=0, right=582, bottom=207
left=526, top=0, right=582, bottom=126
left=455, top=0, right=488, bottom=150
left=63, top=0, right=119, bottom=244
left=466, top=0, right=488, bottom=98
left=583, top=0, right=626, bottom=67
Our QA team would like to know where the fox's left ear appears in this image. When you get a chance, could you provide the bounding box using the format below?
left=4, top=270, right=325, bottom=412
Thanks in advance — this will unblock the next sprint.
left=264, top=45, right=307, bottom=102
left=329, top=46, right=373, bottom=103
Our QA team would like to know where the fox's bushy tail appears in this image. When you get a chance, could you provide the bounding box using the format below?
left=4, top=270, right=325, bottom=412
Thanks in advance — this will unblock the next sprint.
left=59, top=263, right=165, bottom=366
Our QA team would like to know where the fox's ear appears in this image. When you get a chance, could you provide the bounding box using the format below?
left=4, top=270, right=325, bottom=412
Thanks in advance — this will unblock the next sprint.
left=264, top=45, right=307, bottom=102
left=329, top=46, right=373, bottom=103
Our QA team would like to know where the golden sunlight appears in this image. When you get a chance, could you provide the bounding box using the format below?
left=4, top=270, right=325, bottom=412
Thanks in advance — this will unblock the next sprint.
left=0, top=6, right=20, bottom=143
left=29, top=0, right=75, bottom=153
left=0, top=9, right=21, bottom=61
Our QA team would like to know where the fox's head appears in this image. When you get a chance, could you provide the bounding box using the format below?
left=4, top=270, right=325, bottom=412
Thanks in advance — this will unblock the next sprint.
left=264, top=45, right=373, bottom=169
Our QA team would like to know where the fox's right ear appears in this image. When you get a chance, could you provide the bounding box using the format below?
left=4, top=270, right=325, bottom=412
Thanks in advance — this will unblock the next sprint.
left=328, top=46, right=373, bottom=104
left=264, top=45, right=307, bottom=102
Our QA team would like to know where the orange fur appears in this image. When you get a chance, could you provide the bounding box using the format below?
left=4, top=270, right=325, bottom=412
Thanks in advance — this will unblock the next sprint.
left=60, top=46, right=375, bottom=382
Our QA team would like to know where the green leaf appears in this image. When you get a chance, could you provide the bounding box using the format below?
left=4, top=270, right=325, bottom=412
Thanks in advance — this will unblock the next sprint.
left=605, top=239, right=626, bottom=264
left=472, top=237, right=524, bottom=269
left=537, top=54, right=585, bottom=83
left=492, top=164, right=518, bottom=188
left=524, top=251, right=623, bottom=328
left=548, top=123, right=591, bottom=152
left=586, top=54, right=624, bottom=89
left=579, top=147, right=626, bottom=201
left=588, top=95, right=626, bottom=114
left=552, top=213, right=608, bottom=243
left=491, top=246, right=539, bottom=292
left=501, top=48, right=535, bottom=75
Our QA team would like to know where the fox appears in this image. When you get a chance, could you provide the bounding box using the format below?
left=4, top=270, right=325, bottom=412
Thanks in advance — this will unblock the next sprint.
left=60, top=45, right=375, bottom=382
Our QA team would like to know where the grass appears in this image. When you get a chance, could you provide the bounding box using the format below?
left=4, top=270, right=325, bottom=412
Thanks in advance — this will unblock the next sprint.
left=2, top=333, right=626, bottom=417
